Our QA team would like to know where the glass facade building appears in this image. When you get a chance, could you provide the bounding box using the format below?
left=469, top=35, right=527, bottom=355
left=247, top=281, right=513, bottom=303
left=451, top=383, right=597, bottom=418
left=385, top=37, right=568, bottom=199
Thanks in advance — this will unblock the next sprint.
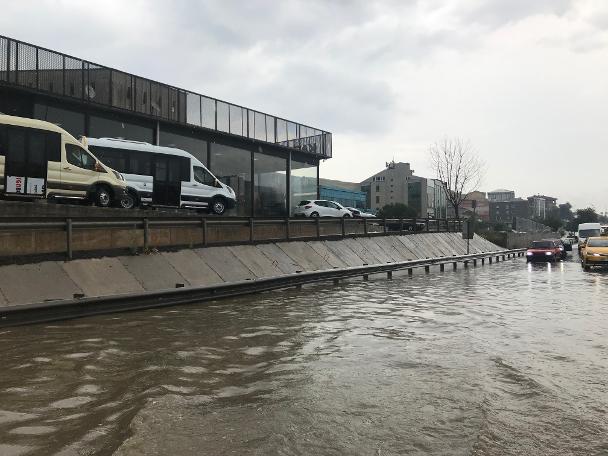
left=0, top=35, right=331, bottom=216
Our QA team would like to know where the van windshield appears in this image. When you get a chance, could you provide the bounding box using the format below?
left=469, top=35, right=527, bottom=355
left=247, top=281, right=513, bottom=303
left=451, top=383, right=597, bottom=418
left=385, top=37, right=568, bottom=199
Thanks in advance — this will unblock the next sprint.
left=193, top=166, right=216, bottom=186
left=579, top=229, right=600, bottom=238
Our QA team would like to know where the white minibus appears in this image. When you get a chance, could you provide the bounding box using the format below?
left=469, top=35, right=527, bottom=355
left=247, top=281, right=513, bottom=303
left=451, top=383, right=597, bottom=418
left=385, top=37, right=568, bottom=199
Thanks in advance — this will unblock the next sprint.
left=577, top=222, right=601, bottom=254
left=85, top=138, right=236, bottom=214
left=0, top=115, right=128, bottom=206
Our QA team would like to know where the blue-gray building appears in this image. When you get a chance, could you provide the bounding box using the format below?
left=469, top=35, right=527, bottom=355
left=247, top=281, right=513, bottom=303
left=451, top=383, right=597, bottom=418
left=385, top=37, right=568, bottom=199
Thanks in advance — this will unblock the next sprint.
left=319, top=185, right=366, bottom=209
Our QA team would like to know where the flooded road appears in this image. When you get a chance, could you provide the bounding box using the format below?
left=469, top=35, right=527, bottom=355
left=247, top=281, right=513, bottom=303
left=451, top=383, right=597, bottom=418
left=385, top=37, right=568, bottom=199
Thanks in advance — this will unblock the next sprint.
left=1, top=255, right=608, bottom=455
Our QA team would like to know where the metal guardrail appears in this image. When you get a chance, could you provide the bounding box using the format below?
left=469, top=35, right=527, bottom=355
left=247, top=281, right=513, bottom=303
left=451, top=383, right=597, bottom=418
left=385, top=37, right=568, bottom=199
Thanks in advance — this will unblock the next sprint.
left=0, top=248, right=525, bottom=327
left=0, top=216, right=464, bottom=260
left=0, top=35, right=332, bottom=158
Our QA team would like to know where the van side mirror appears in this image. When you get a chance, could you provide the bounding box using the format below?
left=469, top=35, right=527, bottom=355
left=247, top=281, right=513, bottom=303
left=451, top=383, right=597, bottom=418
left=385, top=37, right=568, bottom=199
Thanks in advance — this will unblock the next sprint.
left=94, top=161, right=103, bottom=172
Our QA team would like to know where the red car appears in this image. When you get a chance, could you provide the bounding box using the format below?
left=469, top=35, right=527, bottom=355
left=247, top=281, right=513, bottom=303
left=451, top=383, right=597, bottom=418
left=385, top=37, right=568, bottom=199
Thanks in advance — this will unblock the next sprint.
left=526, top=240, right=562, bottom=263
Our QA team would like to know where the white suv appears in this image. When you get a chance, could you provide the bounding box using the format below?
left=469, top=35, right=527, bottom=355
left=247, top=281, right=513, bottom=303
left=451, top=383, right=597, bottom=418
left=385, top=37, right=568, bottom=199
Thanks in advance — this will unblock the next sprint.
left=293, top=200, right=353, bottom=218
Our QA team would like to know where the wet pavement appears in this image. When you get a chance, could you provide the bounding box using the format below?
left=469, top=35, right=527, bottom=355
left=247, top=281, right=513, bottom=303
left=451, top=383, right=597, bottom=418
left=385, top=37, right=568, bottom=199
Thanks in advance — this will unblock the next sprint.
left=0, top=254, right=607, bottom=455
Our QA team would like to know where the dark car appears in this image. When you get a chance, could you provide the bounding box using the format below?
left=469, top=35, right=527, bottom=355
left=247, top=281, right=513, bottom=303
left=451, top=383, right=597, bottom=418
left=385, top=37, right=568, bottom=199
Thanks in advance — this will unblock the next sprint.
left=526, top=240, right=563, bottom=263
left=554, top=239, right=568, bottom=258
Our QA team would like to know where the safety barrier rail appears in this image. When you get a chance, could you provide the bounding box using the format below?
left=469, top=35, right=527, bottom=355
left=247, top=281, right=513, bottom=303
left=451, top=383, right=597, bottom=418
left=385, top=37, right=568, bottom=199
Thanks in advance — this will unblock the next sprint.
left=0, top=248, right=525, bottom=327
left=0, top=216, right=463, bottom=260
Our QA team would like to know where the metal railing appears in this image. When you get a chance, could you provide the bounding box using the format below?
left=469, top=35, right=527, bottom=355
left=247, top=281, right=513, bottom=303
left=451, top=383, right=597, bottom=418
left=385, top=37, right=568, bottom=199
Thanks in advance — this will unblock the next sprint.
left=0, top=35, right=332, bottom=158
left=0, top=216, right=463, bottom=260
left=0, top=248, right=525, bottom=327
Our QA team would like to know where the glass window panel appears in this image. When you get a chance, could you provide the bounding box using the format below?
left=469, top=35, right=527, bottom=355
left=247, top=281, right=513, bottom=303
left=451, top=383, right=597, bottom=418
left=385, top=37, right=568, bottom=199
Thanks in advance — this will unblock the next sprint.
left=111, top=70, right=131, bottom=110
left=290, top=158, right=318, bottom=215
left=186, top=92, right=202, bottom=126
left=89, top=115, right=154, bottom=143
left=159, top=128, right=207, bottom=166
left=287, top=122, right=297, bottom=141
left=217, top=101, right=229, bottom=133
left=64, top=56, right=83, bottom=99
left=201, top=97, right=215, bottom=129
left=134, top=77, right=150, bottom=114
left=86, top=64, right=110, bottom=105
left=266, top=115, right=275, bottom=143
left=229, top=105, right=243, bottom=136
left=34, top=103, right=85, bottom=138
left=276, top=119, right=287, bottom=143
left=210, top=143, right=251, bottom=216
left=254, top=151, right=287, bottom=217
left=248, top=110, right=254, bottom=138
left=254, top=112, right=266, bottom=141
left=37, top=49, right=63, bottom=95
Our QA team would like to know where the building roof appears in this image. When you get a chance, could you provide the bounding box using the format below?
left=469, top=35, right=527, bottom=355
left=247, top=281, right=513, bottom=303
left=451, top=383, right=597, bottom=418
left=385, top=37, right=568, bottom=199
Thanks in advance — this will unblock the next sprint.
left=0, top=34, right=331, bottom=159
left=488, top=189, right=514, bottom=193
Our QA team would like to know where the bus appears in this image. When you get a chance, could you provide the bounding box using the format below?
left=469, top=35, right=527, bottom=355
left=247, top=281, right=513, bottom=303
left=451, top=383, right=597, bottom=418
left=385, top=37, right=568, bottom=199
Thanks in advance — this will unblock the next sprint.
left=0, top=115, right=128, bottom=206
left=85, top=137, right=236, bottom=214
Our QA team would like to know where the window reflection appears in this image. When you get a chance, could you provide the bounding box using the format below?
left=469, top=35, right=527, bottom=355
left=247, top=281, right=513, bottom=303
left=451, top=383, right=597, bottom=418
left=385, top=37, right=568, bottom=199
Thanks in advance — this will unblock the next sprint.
left=254, top=152, right=287, bottom=217
left=217, top=101, right=229, bottom=133
left=159, top=128, right=207, bottom=166
left=89, top=115, right=154, bottom=143
left=210, top=143, right=252, bottom=216
left=290, top=158, right=317, bottom=215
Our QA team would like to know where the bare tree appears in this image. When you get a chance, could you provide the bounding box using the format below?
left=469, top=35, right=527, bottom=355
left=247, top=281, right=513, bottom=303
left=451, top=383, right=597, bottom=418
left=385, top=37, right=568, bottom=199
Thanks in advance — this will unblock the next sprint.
left=430, top=137, right=484, bottom=219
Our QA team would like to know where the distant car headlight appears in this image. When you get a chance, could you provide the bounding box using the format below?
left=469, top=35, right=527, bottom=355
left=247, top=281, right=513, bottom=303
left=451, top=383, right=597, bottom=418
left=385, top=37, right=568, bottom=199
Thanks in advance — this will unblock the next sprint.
left=545, top=252, right=553, bottom=256
left=526, top=251, right=533, bottom=256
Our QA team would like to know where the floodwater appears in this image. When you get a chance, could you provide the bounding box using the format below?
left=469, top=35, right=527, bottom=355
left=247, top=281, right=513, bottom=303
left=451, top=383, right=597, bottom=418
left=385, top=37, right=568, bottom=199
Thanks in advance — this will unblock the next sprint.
left=1, top=255, right=607, bottom=455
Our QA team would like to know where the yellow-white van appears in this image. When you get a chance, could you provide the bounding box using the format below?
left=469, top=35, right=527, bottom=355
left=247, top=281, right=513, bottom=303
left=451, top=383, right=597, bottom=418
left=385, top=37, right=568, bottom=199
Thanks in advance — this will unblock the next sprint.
left=0, top=114, right=128, bottom=207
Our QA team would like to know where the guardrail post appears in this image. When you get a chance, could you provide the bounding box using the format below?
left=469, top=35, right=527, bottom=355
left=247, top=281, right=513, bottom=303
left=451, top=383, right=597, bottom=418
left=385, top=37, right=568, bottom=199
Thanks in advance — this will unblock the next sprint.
left=202, top=218, right=208, bottom=246
left=249, top=217, right=254, bottom=243
left=408, top=268, right=413, bottom=276
left=363, top=218, right=368, bottom=236
left=316, top=217, right=321, bottom=239
left=412, top=217, right=417, bottom=233
left=286, top=217, right=291, bottom=241
left=383, top=218, right=387, bottom=234
left=399, top=218, right=404, bottom=234
left=341, top=216, right=346, bottom=238
left=66, top=218, right=73, bottom=260
left=425, top=218, right=429, bottom=232
left=440, top=263, right=444, bottom=272
left=143, top=218, right=149, bottom=251
left=445, top=218, right=449, bottom=232
left=453, top=262, right=457, bottom=270
left=424, top=265, right=430, bottom=273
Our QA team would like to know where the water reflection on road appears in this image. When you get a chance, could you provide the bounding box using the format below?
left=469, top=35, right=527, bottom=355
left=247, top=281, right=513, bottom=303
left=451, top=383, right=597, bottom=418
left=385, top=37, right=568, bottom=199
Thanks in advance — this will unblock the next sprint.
left=1, top=256, right=607, bottom=455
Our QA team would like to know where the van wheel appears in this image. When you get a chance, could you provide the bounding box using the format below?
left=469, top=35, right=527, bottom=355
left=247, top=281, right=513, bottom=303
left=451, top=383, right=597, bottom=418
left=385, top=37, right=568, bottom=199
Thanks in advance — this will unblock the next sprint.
left=94, top=186, right=112, bottom=208
left=118, top=191, right=137, bottom=209
left=210, top=197, right=226, bottom=215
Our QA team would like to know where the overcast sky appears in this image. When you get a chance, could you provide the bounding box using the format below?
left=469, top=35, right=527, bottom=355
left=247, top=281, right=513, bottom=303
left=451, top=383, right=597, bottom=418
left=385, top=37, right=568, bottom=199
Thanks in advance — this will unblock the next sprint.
left=2, top=0, right=607, bottom=210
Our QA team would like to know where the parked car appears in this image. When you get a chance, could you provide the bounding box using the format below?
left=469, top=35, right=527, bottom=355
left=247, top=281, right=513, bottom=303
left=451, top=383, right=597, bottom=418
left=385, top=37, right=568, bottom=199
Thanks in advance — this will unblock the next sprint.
left=345, top=207, right=375, bottom=218
left=581, top=237, right=608, bottom=270
left=0, top=114, right=129, bottom=207
left=293, top=200, right=352, bottom=218
left=577, top=223, right=601, bottom=256
left=526, top=240, right=563, bottom=263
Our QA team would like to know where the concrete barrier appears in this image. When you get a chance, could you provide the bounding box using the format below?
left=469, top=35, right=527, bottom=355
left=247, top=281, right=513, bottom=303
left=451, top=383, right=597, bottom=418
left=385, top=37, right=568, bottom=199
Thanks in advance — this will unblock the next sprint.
left=0, top=233, right=506, bottom=308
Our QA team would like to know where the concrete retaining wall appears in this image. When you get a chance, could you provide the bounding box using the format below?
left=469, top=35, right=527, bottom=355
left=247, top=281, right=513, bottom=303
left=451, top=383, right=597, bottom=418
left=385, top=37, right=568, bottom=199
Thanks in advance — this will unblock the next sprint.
left=0, top=233, right=503, bottom=308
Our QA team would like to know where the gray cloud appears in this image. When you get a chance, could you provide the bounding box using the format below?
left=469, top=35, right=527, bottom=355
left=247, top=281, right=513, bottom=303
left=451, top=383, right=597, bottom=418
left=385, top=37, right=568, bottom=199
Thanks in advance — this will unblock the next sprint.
left=0, top=0, right=606, bottom=208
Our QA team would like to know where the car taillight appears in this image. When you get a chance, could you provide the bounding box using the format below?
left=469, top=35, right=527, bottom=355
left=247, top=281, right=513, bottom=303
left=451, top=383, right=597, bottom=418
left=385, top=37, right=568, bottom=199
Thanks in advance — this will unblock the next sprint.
left=305, top=205, right=312, bottom=209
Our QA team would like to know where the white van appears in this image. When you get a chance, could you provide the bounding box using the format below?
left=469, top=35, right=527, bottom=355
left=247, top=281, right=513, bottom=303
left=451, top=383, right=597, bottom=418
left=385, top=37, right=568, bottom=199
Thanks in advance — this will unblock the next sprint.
left=0, top=115, right=128, bottom=206
left=85, top=138, right=236, bottom=214
left=577, top=222, right=601, bottom=253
